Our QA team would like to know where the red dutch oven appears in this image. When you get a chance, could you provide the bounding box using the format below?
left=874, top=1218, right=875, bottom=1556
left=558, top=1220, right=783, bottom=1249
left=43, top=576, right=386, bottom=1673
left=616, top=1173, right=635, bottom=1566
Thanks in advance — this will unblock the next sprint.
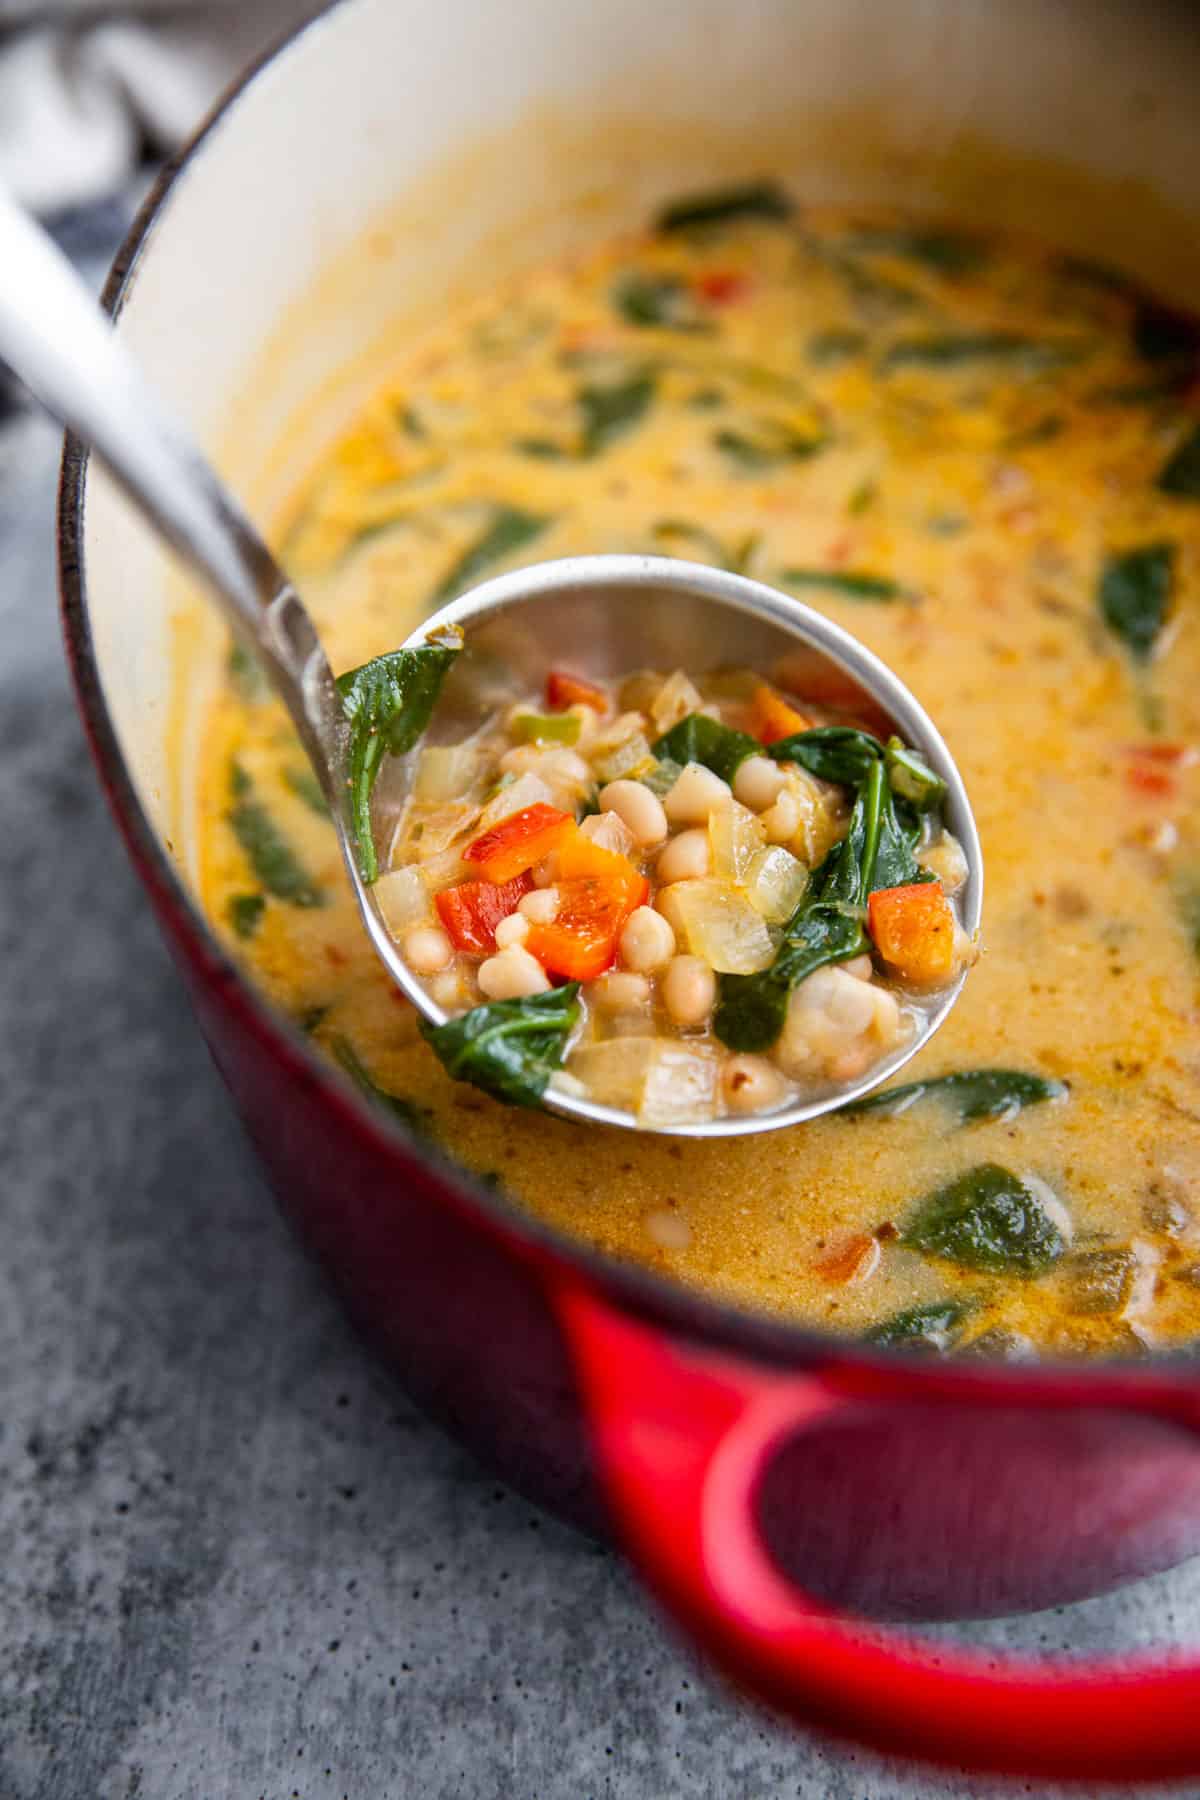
left=55, top=0, right=1200, bottom=1779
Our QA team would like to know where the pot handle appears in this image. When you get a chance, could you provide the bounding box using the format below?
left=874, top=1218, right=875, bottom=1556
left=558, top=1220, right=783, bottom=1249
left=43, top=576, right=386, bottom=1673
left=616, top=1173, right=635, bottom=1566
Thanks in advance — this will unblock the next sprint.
left=555, top=1279, right=1200, bottom=1783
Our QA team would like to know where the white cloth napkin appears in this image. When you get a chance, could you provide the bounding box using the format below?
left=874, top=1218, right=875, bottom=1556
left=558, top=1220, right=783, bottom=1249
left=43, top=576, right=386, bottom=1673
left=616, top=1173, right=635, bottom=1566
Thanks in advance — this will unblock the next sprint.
left=0, top=1, right=316, bottom=212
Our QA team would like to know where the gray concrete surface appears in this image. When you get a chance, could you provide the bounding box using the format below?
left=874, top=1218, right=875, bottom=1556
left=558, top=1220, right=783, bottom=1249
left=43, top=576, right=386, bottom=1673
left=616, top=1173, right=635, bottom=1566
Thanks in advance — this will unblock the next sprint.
left=5, top=211, right=1200, bottom=1800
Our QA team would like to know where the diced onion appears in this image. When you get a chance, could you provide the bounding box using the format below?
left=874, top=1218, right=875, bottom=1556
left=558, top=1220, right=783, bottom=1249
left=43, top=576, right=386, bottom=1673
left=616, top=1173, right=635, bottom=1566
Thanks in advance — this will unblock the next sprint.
left=591, top=732, right=654, bottom=784
left=639, top=1042, right=720, bottom=1126
left=708, top=798, right=766, bottom=882
left=392, top=799, right=481, bottom=862
left=667, top=879, right=778, bottom=974
left=568, top=1038, right=659, bottom=1109
left=414, top=743, right=483, bottom=803
left=650, top=670, right=704, bottom=735
left=374, top=865, right=429, bottom=935
left=478, top=770, right=555, bottom=829
left=744, top=846, right=808, bottom=923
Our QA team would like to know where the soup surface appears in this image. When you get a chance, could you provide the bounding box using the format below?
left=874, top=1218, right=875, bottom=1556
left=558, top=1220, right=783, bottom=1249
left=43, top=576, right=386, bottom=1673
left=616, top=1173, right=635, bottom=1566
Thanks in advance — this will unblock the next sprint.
left=197, top=188, right=1200, bottom=1356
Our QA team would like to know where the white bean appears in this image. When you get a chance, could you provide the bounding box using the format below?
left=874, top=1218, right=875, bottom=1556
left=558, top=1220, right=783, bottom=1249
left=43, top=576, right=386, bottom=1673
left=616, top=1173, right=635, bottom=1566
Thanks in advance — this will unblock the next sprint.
left=518, top=886, right=560, bottom=924
left=477, top=945, right=551, bottom=999
left=619, top=905, right=676, bottom=973
left=663, top=762, right=732, bottom=826
left=657, top=828, right=711, bottom=885
left=919, top=832, right=969, bottom=894
left=494, top=912, right=530, bottom=949
left=591, top=970, right=652, bottom=1014
left=403, top=924, right=454, bottom=975
left=842, top=954, right=874, bottom=982
left=662, top=955, right=716, bottom=1027
left=732, top=754, right=786, bottom=813
left=599, top=779, right=668, bottom=846
left=761, top=788, right=800, bottom=845
left=721, top=1054, right=787, bottom=1115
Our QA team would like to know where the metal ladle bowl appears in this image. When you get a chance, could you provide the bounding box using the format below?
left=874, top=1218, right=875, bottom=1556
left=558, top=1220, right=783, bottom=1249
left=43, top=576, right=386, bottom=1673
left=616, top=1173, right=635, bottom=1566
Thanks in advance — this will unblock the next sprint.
left=0, top=189, right=981, bottom=1138
left=376, top=555, right=983, bottom=1137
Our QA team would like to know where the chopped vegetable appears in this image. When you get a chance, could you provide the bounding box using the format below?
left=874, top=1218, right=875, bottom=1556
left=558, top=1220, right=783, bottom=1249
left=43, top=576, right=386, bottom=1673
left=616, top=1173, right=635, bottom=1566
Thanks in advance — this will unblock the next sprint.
left=864, top=1299, right=970, bottom=1352
left=882, top=333, right=1085, bottom=372
left=331, top=1035, right=430, bottom=1135
left=435, top=874, right=533, bottom=954
left=430, top=507, right=550, bottom=606
left=421, top=984, right=582, bottom=1107
left=868, top=881, right=956, bottom=983
left=1158, top=423, right=1200, bottom=499
left=546, top=669, right=608, bottom=712
left=510, top=711, right=583, bottom=747
left=578, top=371, right=657, bottom=457
left=523, top=828, right=649, bottom=980
left=465, top=803, right=574, bottom=883
left=1098, top=542, right=1174, bottom=661
left=228, top=892, right=265, bottom=939
left=651, top=519, right=760, bottom=574
left=770, top=724, right=883, bottom=787
left=905, top=1163, right=1065, bottom=1274
left=885, top=737, right=947, bottom=809
left=336, top=638, right=461, bottom=884
left=744, top=846, right=809, bottom=924
left=655, top=180, right=794, bottom=233
left=413, top=743, right=484, bottom=803
left=844, top=1067, right=1067, bottom=1122
left=665, top=878, right=778, bottom=974
left=653, top=712, right=761, bottom=785
left=1059, top=1248, right=1136, bottom=1316
left=374, top=865, right=430, bottom=936
left=612, top=273, right=708, bottom=332
left=749, top=684, right=811, bottom=743
left=227, top=764, right=324, bottom=907
left=282, top=765, right=330, bottom=816
left=714, top=422, right=826, bottom=469
left=846, top=227, right=987, bottom=276
left=708, top=799, right=766, bottom=882
left=779, top=567, right=906, bottom=602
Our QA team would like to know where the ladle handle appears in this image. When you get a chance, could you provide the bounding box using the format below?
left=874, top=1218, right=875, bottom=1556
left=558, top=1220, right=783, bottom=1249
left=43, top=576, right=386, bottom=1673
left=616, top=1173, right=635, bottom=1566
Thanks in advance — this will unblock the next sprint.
left=0, top=186, right=327, bottom=741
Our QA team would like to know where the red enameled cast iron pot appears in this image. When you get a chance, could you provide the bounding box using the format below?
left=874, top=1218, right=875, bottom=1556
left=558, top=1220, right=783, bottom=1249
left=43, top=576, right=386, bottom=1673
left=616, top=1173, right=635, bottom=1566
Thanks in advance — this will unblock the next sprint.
left=54, top=0, right=1200, bottom=1778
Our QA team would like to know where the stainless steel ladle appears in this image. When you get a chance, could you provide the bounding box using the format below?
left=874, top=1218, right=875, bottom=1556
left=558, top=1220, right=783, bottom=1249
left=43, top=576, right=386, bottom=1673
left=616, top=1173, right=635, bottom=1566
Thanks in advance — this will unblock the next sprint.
left=0, top=187, right=982, bottom=1137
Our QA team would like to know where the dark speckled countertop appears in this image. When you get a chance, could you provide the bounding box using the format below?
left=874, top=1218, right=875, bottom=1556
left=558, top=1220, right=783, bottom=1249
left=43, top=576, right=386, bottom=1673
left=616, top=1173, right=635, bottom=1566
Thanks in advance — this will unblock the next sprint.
left=4, top=203, right=1200, bottom=1800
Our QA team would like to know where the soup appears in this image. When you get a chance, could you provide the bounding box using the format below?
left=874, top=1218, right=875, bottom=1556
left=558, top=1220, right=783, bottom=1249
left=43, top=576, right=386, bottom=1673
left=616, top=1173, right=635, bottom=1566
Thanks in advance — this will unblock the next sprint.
left=196, top=186, right=1200, bottom=1357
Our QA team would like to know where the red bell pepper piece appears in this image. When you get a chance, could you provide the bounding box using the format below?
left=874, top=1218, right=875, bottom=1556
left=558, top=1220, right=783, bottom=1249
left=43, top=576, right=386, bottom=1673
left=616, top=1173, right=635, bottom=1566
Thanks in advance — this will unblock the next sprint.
left=695, top=269, right=749, bottom=306
left=868, top=881, right=956, bottom=984
left=524, top=828, right=649, bottom=981
left=464, top=804, right=574, bottom=883
left=545, top=669, right=608, bottom=713
left=435, top=873, right=532, bottom=955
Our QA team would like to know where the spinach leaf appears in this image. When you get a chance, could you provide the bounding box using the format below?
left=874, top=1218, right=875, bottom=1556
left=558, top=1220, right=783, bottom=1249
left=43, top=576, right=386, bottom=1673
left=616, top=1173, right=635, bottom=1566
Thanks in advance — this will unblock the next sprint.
left=843, top=1067, right=1068, bottom=1122
left=331, top=1035, right=431, bottom=1135
left=420, top=984, right=582, bottom=1108
left=227, top=892, right=265, bottom=939
left=864, top=1298, right=970, bottom=1352
left=336, top=638, right=460, bottom=883
left=612, top=273, right=707, bottom=332
left=1059, top=1248, right=1136, bottom=1316
left=846, top=228, right=986, bottom=277
left=770, top=724, right=882, bottom=785
left=227, top=763, right=324, bottom=907
left=904, top=1163, right=1065, bottom=1275
left=652, top=712, right=761, bottom=784
left=431, top=507, right=550, bottom=606
left=714, top=422, right=826, bottom=469
left=1157, top=423, right=1200, bottom=499
left=652, top=519, right=760, bottom=574
left=656, top=180, right=794, bottom=233
left=579, top=371, right=657, bottom=457
left=282, top=765, right=329, bottom=817
left=882, top=333, right=1084, bottom=373
left=807, top=328, right=868, bottom=365
left=514, top=437, right=573, bottom=461
left=1174, top=874, right=1200, bottom=958
left=885, top=737, right=946, bottom=810
left=297, top=1004, right=329, bottom=1034
left=714, top=905, right=867, bottom=1053
left=779, top=567, right=905, bottom=602
left=1098, top=542, right=1174, bottom=660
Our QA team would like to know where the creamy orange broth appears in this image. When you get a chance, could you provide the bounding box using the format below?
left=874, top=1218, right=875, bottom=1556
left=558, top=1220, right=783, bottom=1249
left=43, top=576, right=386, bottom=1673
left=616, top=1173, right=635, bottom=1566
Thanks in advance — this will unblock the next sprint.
left=197, top=196, right=1200, bottom=1356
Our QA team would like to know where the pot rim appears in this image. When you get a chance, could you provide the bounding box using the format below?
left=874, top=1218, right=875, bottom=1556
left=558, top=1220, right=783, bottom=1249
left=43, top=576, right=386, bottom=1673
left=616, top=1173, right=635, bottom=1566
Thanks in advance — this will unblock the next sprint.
left=53, top=0, right=1191, bottom=1389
